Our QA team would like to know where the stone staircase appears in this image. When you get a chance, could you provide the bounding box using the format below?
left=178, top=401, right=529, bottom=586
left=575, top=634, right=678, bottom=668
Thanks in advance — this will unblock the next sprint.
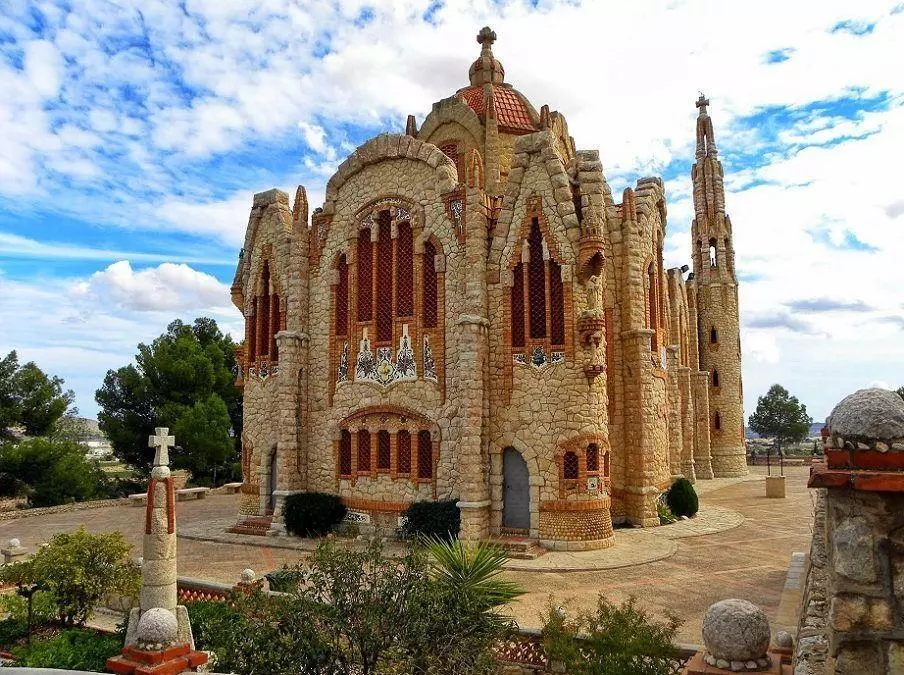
left=482, top=533, right=547, bottom=560
left=228, top=515, right=273, bottom=536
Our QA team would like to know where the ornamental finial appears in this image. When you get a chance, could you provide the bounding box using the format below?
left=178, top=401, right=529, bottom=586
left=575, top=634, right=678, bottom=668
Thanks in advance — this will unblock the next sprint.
left=477, top=26, right=497, bottom=48
left=696, top=93, right=710, bottom=116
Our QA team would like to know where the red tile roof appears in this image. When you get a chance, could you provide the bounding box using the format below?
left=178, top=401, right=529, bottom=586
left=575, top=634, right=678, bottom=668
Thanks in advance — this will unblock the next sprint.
left=456, top=86, right=537, bottom=135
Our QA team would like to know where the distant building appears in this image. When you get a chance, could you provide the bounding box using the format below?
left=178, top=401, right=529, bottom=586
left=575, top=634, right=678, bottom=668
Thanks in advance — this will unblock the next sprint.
left=231, top=27, right=746, bottom=549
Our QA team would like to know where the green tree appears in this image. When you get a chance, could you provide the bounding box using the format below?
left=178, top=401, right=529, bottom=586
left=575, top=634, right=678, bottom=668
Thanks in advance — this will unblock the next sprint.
left=897, top=386, right=904, bottom=402
left=748, top=384, right=813, bottom=455
left=0, top=438, right=110, bottom=506
left=0, top=351, right=73, bottom=438
left=0, top=527, right=139, bottom=626
left=96, top=318, right=241, bottom=482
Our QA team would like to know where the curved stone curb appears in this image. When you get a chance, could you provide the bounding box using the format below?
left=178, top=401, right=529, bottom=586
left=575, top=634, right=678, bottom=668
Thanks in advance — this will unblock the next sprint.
left=651, top=505, right=744, bottom=540
left=0, top=497, right=130, bottom=521
left=503, top=532, right=678, bottom=572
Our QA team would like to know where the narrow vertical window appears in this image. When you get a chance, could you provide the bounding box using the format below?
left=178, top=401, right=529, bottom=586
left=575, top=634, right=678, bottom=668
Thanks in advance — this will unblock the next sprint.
left=710, top=327, right=718, bottom=344
left=440, top=142, right=463, bottom=181
left=549, top=260, right=565, bottom=346
left=376, top=213, right=393, bottom=343
left=709, top=238, right=718, bottom=268
left=259, top=263, right=271, bottom=357
left=396, top=221, right=413, bottom=316
left=417, top=431, right=433, bottom=479
left=712, top=369, right=720, bottom=388
left=423, top=240, right=438, bottom=328
left=563, top=451, right=579, bottom=480
left=397, top=430, right=411, bottom=475
left=270, top=293, right=280, bottom=360
left=714, top=412, right=722, bottom=430
left=648, top=262, right=657, bottom=352
left=357, top=229, right=373, bottom=322
left=527, top=219, right=547, bottom=339
left=377, top=430, right=391, bottom=471
left=247, top=297, right=257, bottom=363
left=511, top=262, right=525, bottom=348
left=586, top=444, right=599, bottom=473
left=339, top=430, right=352, bottom=476
left=336, top=254, right=349, bottom=335
left=358, top=429, right=371, bottom=472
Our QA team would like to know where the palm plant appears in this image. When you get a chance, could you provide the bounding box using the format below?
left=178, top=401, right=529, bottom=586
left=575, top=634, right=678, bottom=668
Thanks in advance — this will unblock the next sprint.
left=425, top=538, right=524, bottom=610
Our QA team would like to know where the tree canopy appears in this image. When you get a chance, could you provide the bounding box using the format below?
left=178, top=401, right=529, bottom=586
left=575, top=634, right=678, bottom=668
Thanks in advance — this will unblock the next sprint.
left=0, top=351, right=74, bottom=438
left=748, top=384, right=813, bottom=452
left=95, top=318, right=241, bottom=482
left=897, top=386, right=904, bottom=402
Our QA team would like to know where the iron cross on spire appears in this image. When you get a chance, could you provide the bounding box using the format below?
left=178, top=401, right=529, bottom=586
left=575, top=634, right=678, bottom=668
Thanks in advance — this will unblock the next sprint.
left=477, top=26, right=496, bottom=47
left=148, top=427, right=175, bottom=467
left=696, top=93, right=710, bottom=115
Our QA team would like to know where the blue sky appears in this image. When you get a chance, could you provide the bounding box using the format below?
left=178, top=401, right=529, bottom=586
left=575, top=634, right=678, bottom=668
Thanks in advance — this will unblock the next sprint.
left=0, top=0, right=901, bottom=421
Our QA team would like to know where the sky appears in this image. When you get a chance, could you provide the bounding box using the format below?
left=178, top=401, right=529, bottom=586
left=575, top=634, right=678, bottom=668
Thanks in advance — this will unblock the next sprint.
left=0, top=0, right=901, bottom=422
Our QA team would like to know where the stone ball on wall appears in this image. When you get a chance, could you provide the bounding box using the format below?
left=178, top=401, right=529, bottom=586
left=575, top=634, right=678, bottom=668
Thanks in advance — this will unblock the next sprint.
left=702, top=599, right=770, bottom=662
left=827, top=388, right=904, bottom=441
left=241, top=568, right=256, bottom=582
left=8, top=538, right=20, bottom=549
left=136, top=607, right=178, bottom=647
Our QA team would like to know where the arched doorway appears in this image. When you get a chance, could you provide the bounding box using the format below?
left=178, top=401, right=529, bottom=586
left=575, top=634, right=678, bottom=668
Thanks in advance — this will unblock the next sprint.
left=266, top=448, right=277, bottom=515
left=502, top=447, right=530, bottom=531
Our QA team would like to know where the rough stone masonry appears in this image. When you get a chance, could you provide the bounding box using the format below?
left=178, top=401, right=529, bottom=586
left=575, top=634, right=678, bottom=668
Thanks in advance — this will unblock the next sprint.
left=230, top=26, right=747, bottom=549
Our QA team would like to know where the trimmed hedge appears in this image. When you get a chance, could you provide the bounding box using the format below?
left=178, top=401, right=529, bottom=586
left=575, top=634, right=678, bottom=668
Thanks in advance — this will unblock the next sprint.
left=666, top=477, right=699, bottom=518
left=283, top=492, right=347, bottom=537
left=400, top=499, right=460, bottom=541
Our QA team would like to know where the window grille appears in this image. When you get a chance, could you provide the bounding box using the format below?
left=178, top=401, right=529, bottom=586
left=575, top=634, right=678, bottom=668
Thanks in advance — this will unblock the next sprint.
left=336, top=254, right=348, bottom=335
left=376, top=213, right=393, bottom=343
left=563, top=451, right=579, bottom=480
left=396, top=221, right=413, bottom=316
left=423, top=240, right=438, bottom=328
left=339, top=430, right=352, bottom=476
left=549, top=260, right=564, bottom=346
left=527, top=219, right=546, bottom=339
left=259, top=263, right=271, bottom=357
left=247, top=297, right=258, bottom=362
left=586, top=444, right=599, bottom=473
left=417, top=431, right=433, bottom=479
left=440, top=142, right=463, bottom=181
left=358, top=429, right=371, bottom=472
left=397, top=430, right=411, bottom=474
left=357, top=229, right=373, bottom=322
left=270, top=294, right=280, bottom=360
left=377, top=430, right=391, bottom=470
left=511, top=262, right=525, bottom=348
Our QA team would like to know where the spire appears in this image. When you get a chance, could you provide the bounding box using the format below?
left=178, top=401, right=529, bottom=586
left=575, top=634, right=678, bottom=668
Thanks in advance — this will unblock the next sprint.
left=469, top=26, right=504, bottom=86
left=695, top=93, right=717, bottom=158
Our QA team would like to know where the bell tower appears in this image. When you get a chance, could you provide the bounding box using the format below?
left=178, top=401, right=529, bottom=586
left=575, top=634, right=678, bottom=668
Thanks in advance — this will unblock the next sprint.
left=690, top=95, right=747, bottom=477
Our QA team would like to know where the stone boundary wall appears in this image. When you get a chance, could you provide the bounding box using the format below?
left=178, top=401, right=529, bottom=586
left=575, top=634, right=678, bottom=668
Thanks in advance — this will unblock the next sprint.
left=0, top=485, right=237, bottom=523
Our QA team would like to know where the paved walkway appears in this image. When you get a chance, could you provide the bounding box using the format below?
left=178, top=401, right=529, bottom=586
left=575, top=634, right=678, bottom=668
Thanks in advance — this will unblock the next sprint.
left=0, top=466, right=814, bottom=644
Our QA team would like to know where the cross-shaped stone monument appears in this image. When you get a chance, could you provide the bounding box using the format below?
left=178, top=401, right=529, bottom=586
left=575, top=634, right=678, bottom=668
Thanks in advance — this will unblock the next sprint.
left=149, top=427, right=175, bottom=467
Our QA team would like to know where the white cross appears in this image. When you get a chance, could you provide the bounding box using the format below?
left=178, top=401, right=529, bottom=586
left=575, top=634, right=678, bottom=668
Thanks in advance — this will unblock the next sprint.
left=148, top=427, right=175, bottom=467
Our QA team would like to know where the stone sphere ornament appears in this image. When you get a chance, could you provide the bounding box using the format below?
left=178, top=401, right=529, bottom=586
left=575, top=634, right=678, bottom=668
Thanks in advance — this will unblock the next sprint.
left=7, top=538, right=20, bottom=549
left=702, top=599, right=771, bottom=668
left=241, top=568, right=256, bottom=582
left=136, top=607, right=178, bottom=648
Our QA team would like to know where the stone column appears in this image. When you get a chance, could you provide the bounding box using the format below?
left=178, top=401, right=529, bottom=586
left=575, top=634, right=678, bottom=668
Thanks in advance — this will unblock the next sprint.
left=692, top=371, right=714, bottom=479
left=621, top=328, right=660, bottom=527
left=270, top=330, right=309, bottom=534
left=796, top=388, right=904, bottom=674
left=667, top=345, right=683, bottom=478
left=679, top=367, right=696, bottom=481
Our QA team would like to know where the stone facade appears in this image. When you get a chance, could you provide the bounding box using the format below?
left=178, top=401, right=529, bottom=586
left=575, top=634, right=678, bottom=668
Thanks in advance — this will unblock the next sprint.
left=230, top=27, right=746, bottom=549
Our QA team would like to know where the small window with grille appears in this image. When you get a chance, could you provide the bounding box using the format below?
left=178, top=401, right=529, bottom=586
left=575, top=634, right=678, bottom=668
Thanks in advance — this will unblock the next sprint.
left=417, top=431, right=433, bottom=479
left=358, top=429, right=371, bottom=472
left=339, top=430, right=352, bottom=477
left=563, top=451, right=579, bottom=480
left=397, top=430, right=411, bottom=475
left=586, top=444, right=599, bottom=475
left=377, top=430, right=391, bottom=471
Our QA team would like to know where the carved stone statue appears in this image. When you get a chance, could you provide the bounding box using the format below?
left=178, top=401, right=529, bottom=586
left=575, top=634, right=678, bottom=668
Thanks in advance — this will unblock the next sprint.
left=585, top=274, right=602, bottom=312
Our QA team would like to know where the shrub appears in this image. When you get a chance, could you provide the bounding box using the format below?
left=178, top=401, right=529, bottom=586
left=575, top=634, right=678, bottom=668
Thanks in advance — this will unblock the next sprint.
left=0, top=586, right=58, bottom=647
left=0, top=527, right=140, bottom=626
left=400, top=499, right=460, bottom=541
left=11, top=628, right=122, bottom=671
left=542, top=595, right=682, bottom=675
left=656, top=500, right=677, bottom=525
left=283, top=491, right=347, bottom=537
left=264, top=568, right=302, bottom=592
left=665, top=477, right=698, bottom=518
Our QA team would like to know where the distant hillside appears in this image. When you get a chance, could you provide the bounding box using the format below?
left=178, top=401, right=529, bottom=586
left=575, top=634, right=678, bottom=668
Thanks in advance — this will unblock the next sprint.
left=745, top=422, right=824, bottom=440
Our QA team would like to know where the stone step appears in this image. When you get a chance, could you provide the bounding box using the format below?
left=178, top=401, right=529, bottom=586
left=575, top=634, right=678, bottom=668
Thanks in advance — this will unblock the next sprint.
left=481, top=537, right=547, bottom=560
left=228, top=516, right=272, bottom=536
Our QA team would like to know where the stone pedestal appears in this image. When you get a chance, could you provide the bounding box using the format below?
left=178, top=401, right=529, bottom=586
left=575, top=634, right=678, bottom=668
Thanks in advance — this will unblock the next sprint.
left=683, top=651, right=789, bottom=674
left=765, top=475, right=786, bottom=498
left=107, top=643, right=207, bottom=675
left=1, top=539, right=27, bottom=564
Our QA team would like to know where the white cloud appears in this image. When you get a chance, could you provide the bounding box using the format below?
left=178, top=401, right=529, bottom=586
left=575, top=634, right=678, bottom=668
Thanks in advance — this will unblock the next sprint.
left=70, top=260, right=232, bottom=312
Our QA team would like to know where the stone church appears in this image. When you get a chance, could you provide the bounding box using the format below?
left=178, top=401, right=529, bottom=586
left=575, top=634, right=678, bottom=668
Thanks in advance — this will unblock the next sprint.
left=230, top=27, right=746, bottom=550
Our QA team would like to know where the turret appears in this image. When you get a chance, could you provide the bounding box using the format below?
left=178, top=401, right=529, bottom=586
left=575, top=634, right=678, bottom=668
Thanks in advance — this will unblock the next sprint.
left=690, top=95, right=746, bottom=478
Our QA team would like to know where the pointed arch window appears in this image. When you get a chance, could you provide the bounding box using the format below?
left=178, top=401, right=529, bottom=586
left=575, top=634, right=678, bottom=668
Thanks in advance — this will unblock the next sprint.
left=396, top=221, right=413, bottom=316
left=509, top=215, right=567, bottom=361
left=647, top=262, right=659, bottom=352
left=245, top=260, right=281, bottom=367
left=335, top=254, right=349, bottom=336
left=423, top=240, right=438, bottom=328
left=709, top=238, right=718, bottom=268
left=357, top=229, right=373, bottom=322
left=586, top=444, right=599, bottom=474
